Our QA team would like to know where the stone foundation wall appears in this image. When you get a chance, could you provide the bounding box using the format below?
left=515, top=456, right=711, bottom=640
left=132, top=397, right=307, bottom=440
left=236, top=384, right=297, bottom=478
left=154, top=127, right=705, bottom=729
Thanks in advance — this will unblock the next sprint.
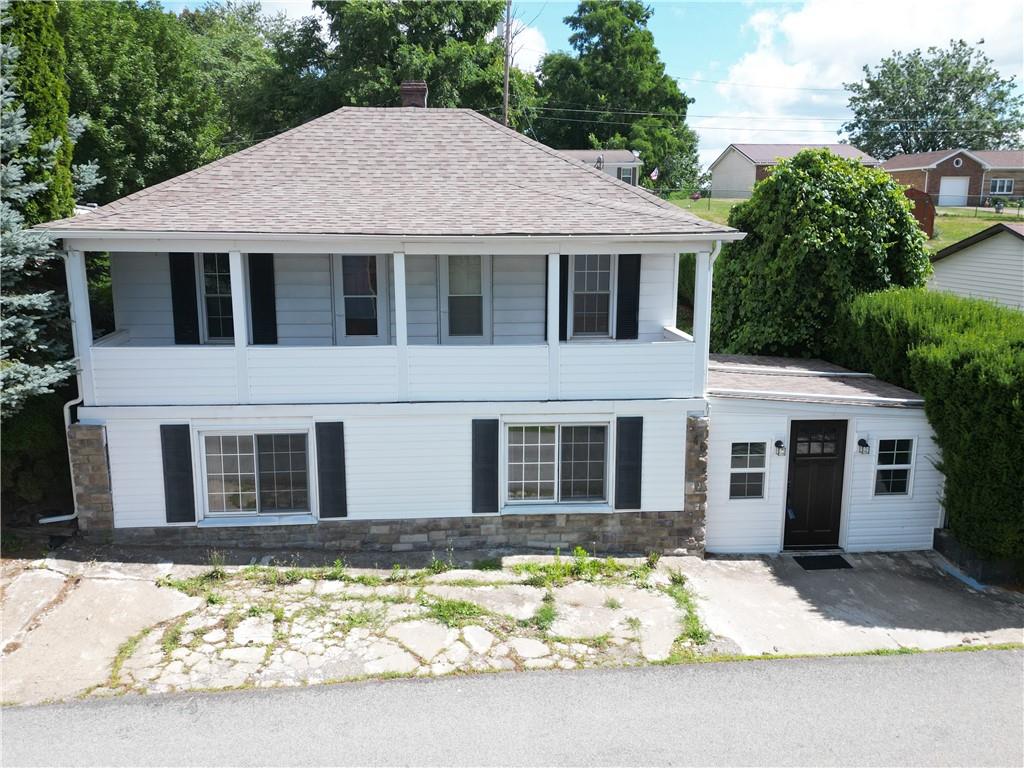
left=67, top=424, right=114, bottom=533
left=684, top=415, right=709, bottom=555
left=98, top=509, right=703, bottom=555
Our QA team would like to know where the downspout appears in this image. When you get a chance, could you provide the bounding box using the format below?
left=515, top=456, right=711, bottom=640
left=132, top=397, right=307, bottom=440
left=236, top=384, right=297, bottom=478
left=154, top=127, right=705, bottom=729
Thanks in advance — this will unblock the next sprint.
left=40, top=249, right=83, bottom=525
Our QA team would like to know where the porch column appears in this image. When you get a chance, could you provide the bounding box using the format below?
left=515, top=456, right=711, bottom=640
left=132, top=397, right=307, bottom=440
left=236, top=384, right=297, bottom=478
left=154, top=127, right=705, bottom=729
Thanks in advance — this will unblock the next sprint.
left=228, top=251, right=249, bottom=403
left=546, top=253, right=560, bottom=400
left=393, top=252, right=409, bottom=399
left=691, top=249, right=714, bottom=396
left=64, top=249, right=95, bottom=404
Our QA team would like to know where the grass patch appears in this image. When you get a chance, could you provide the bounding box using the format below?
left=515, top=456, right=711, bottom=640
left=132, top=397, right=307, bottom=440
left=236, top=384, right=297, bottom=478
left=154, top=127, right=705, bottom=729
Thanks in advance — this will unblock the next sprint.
left=425, top=598, right=486, bottom=627
left=531, top=593, right=557, bottom=632
left=161, top=618, right=186, bottom=655
left=513, top=547, right=625, bottom=587
left=663, top=571, right=710, bottom=646
left=472, top=557, right=503, bottom=571
left=109, top=628, right=151, bottom=687
left=156, top=568, right=227, bottom=597
left=340, top=606, right=385, bottom=632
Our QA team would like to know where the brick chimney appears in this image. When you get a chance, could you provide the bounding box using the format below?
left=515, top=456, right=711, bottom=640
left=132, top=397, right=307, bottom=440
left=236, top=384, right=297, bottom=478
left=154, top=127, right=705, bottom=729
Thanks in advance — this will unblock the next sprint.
left=400, top=80, right=428, bottom=108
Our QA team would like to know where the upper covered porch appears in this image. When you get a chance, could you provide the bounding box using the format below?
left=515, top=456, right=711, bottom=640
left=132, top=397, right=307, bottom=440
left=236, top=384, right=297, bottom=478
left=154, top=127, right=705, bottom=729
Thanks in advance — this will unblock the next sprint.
left=63, top=234, right=724, bottom=408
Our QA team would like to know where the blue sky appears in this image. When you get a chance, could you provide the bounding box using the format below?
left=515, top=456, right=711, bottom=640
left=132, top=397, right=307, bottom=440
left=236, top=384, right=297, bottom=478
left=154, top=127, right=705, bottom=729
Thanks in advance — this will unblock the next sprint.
left=163, top=0, right=1024, bottom=168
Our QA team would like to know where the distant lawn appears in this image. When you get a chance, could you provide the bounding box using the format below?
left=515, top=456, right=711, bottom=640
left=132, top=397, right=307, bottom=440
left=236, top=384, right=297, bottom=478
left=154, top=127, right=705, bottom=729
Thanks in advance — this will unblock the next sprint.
left=668, top=193, right=1023, bottom=254
left=667, top=194, right=739, bottom=226
left=929, top=208, right=1023, bottom=252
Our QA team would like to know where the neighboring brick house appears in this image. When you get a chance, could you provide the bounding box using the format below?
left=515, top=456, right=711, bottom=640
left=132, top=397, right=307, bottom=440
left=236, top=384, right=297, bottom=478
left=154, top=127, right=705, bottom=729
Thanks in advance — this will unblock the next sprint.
left=709, top=143, right=878, bottom=198
left=882, top=149, right=1024, bottom=207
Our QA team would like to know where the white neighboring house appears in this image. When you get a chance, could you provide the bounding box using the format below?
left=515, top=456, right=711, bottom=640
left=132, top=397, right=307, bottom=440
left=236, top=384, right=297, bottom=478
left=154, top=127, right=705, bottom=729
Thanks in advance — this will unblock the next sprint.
left=929, top=223, right=1024, bottom=310
left=709, top=143, right=879, bottom=199
left=559, top=149, right=643, bottom=186
left=40, top=85, right=944, bottom=555
left=705, top=356, right=943, bottom=554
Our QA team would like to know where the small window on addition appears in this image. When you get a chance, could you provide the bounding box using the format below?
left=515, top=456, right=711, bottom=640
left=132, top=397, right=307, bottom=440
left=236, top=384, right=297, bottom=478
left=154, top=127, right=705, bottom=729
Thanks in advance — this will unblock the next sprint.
left=729, top=442, right=766, bottom=499
left=875, top=438, right=914, bottom=495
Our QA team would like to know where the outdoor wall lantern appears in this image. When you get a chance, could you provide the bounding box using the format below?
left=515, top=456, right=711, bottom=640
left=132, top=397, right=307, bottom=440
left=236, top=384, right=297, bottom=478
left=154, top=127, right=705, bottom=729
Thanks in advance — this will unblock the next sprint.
left=857, top=438, right=871, bottom=455
left=774, top=440, right=786, bottom=456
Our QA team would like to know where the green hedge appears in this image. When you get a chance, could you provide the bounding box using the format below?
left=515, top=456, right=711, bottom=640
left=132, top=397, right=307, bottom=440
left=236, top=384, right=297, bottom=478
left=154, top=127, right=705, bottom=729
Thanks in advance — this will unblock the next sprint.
left=830, top=289, right=1024, bottom=561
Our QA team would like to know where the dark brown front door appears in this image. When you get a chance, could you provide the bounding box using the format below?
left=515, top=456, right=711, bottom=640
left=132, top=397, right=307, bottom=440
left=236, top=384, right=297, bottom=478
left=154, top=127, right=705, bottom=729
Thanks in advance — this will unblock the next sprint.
left=784, top=420, right=847, bottom=549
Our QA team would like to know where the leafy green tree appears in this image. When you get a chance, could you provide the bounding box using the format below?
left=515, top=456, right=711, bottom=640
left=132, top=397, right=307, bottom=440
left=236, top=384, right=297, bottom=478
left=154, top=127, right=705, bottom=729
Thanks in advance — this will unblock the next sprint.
left=5, top=0, right=73, bottom=223
left=711, top=150, right=930, bottom=357
left=534, top=0, right=697, bottom=190
left=842, top=40, right=1024, bottom=159
left=57, top=0, right=223, bottom=204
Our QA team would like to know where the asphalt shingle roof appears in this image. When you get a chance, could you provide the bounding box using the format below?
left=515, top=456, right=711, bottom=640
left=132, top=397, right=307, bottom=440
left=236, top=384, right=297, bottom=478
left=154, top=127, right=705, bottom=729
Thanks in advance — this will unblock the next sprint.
left=708, top=354, right=924, bottom=407
left=42, top=108, right=734, bottom=238
left=728, top=143, right=878, bottom=165
left=559, top=149, right=641, bottom=165
left=882, top=149, right=1024, bottom=170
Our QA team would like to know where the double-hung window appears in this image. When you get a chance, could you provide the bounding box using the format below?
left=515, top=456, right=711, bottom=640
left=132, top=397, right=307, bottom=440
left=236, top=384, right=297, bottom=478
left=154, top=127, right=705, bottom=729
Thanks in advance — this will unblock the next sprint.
left=729, top=442, right=766, bottom=499
left=571, top=254, right=613, bottom=337
left=507, top=424, right=607, bottom=503
left=990, top=179, right=1014, bottom=196
left=201, top=253, right=234, bottom=342
left=203, top=432, right=310, bottom=516
left=874, top=438, right=914, bottom=495
left=335, top=254, right=389, bottom=344
left=441, top=255, right=491, bottom=342
left=617, top=167, right=636, bottom=185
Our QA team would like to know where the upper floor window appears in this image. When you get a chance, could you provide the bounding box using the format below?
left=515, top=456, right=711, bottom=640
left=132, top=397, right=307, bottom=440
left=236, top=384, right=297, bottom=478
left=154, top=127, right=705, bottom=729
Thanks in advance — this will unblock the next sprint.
left=342, top=255, right=379, bottom=337
left=617, top=167, right=636, bottom=185
left=990, top=178, right=1014, bottom=195
left=441, top=254, right=491, bottom=342
left=875, top=438, right=914, bottom=495
left=571, top=254, right=612, bottom=336
left=201, top=253, right=233, bottom=342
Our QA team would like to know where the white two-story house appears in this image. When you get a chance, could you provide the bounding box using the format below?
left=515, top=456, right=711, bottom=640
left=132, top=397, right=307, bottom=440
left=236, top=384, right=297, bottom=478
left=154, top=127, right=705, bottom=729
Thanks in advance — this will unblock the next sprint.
left=44, top=85, right=945, bottom=556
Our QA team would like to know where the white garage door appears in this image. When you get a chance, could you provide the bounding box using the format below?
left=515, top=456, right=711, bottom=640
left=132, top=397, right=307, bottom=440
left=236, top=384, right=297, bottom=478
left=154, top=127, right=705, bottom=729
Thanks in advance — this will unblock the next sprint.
left=937, top=176, right=970, bottom=206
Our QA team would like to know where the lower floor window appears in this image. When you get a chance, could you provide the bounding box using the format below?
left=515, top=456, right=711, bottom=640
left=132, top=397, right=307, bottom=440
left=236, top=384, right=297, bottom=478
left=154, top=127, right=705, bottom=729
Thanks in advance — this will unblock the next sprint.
left=875, top=438, right=913, bottom=495
left=204, top=432, right=309, bottom=514
left=729, top=442, right=766, bottom=499
left=507, top=424, right=607, bottom=503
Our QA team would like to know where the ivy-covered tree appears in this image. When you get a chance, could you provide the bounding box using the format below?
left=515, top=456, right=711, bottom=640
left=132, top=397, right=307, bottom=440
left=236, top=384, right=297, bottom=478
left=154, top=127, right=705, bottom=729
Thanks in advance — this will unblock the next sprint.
left=534, top=0, right=697, bottom=191
left=842, top=40, right=1024, bottom=159
left=5, top=0, right=73, bottom=223
left=711, top=150, right=930, bottom=357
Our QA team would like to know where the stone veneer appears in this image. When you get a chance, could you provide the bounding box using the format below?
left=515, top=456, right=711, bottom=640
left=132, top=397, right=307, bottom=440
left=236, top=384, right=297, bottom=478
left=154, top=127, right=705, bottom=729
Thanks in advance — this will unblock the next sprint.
left=76, top=416, right=710, bottom=555
left=67, top=424, right=114, bottom=533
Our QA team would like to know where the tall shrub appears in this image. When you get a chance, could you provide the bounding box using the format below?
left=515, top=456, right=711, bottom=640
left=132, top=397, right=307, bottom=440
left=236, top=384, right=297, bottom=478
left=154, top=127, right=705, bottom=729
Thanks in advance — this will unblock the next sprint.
left=711, top=149, right=930, bottom=357
left=831, top=289, right=1024, bottom=561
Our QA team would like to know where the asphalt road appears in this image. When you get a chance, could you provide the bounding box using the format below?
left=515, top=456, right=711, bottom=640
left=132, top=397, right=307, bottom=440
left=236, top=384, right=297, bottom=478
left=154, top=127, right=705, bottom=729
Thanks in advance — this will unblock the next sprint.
left=3, top=650, right=1022, bottom=767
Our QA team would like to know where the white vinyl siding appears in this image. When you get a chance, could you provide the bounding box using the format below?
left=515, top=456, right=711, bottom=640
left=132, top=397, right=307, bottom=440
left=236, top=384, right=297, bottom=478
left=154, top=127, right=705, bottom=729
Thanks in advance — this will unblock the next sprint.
left=929, top=232, right=1024, bottom=309
left=492, top=255, right=546, bottom=344
left=638, top=253, right=677, bottom=340
left=94, top=399, right=690, bottom=528
left=405, top=254, right=439, bottom=344
left=276, top=254, right=333, bottom=345
left=710, top=147, right=757, bottom=198
left=109, top=253, right=174, bottom=344
left=705, top=398, right=944, bottom=554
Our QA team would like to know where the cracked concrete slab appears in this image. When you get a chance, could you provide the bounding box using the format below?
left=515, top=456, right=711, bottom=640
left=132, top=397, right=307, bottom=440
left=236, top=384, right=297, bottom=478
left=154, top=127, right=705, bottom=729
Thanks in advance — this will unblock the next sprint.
left=0, top=578, right=201, bottom=705
left=1, top=569, right=67, bottom=652
left=424, top=584, right=546, bottom=621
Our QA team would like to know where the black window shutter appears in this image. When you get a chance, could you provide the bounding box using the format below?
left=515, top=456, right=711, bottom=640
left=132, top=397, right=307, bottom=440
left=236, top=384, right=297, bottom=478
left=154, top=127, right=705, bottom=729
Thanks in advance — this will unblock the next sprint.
left=169, top=253, right=200, bottom=344
left=316, top=422, right=347, bottom=518
left=615, top=254, right=642, bottom=340
left=248, top=253, right=277, bottom=345
left=558, top=254, right=569, bottom=342
left=160, top=424, right=196, bottom=523
left=614, top=417, right=643, bottom=509
left=471, top=419, right=499, bottom=513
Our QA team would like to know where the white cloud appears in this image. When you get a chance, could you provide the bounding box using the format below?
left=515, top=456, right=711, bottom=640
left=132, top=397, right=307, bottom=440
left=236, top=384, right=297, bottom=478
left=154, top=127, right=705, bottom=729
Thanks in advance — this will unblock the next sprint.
left=699, top=0, right=1024, bottom=168
left=258, top=1, right=317, bottom=20
left=511, top=23, right=548, bottom=74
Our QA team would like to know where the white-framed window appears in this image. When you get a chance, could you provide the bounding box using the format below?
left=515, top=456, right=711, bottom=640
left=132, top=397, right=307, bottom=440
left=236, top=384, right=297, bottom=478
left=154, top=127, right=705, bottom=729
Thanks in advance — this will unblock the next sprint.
left=201, top=430, right=312, bottom=516
left=617, top=167, right=636, bottom=185
left=199, top=252, right=234, bottom=342
left=440, top=254, right=492, bottom=343
left=874, top=438, right=914, bottom=496
left=506, top=423, right=608, bottom=504
left=569, top=254, right=615, bottom=338
left=990, top=178, right=1014, bottom=195
left=729, top=442, right=766, bottom=499
left=952, top=157, right=963, bottom=168
left=333, top=254, right=390, bottom=345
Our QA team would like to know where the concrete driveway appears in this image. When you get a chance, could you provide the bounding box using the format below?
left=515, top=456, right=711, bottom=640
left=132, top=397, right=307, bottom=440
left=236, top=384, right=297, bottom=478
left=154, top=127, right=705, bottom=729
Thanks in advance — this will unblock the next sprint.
left=678, top=551, right=1024, bottom=655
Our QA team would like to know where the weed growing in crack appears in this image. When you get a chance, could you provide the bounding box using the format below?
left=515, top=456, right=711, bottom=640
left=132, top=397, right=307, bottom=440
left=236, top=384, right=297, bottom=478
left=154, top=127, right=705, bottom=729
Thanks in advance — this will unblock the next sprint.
left=157, top=568, right=227, bottom=597
left=513, top=547, right=624, bottom=587
left=272, top=604, right=286, bottom=624
left=425, top=598, right=486, bottom=627
left=646, top=551, right=661, bottom=569
left=604, top=597, right=622, bottom=610
left=663, top=572, right=710, bottom=646
left=161, top=619, right=185, bottom=655
left=205, top=591, right=226, bottom=606
left=340, top=607, right=385, bottom=632
left=625, top=616, right=642, bottom=633
left=532, top=593, right=557, bottom=632
left=472, top=557, right=502, bottom=571
left=109, top=628, right=150, bottom=687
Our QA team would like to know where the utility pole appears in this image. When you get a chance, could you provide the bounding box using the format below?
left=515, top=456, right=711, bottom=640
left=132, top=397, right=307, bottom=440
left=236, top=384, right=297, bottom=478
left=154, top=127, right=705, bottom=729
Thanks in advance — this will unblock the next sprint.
left=502, top=0, right=512, bottom=126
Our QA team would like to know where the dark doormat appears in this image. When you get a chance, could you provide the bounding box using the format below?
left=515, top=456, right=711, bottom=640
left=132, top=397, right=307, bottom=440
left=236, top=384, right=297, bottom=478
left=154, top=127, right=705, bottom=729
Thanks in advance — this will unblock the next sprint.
left=793, top=554, right=852, bottom=571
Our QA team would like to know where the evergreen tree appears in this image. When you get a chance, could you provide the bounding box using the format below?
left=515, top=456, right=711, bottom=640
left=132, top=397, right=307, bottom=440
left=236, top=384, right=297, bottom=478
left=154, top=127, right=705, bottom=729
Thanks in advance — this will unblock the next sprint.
left=5, top=0, right=73, bottom=223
